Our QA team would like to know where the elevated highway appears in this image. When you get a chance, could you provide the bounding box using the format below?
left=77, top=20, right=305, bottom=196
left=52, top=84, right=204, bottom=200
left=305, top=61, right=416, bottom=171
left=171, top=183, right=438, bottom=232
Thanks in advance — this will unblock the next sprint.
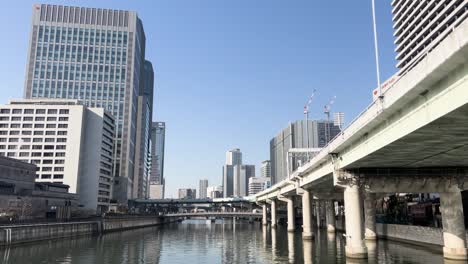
left=165, top=212, right=262, bottom=218
left=256, top=18, right=468, bottom=260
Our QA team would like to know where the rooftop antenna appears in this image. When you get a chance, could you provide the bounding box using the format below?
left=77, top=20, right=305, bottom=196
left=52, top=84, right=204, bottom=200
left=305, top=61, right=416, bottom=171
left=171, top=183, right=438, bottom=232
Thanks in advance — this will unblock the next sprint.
left=324, top=96, right=336, bottom=144
left=303, top=89, right=317, bottom=161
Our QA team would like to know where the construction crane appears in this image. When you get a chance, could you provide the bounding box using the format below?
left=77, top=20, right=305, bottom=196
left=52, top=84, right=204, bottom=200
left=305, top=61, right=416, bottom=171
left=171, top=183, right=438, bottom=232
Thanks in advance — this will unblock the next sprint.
left=324, top=96, right=336, bottom=143
left=303, top=89, right=317, bottom=161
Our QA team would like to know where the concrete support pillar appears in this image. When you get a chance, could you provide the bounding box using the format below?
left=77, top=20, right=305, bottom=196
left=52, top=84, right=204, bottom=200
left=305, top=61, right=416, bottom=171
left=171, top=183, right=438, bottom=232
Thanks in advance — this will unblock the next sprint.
left=271, top=200, right=277, bottom=228
left=364, top=193, right=377, bottom=240
left=302, top=189, right=314, bottom=240
left=344, top=184, right=367, bottom=259
left=287, top=197, right=296, bottom=232
left=288, top=231, right=295, bottom=263
left=440, top=190, right=468, bottom=260
left=262, top=204, right=268, bottom=226
left=315, top=200, right=321, bottom=228
left=325, top=200, right=336, bottom=233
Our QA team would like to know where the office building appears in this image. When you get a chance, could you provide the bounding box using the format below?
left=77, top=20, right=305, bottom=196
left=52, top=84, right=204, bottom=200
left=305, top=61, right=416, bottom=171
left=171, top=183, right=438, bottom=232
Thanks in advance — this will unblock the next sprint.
left=248, top=177, right=271, bottom=196
left=222, top=148, right=242, bottom=197
left=260, top=160, right=271, bottom=178
left=133, top=61, right=154, bottom=199
left=199, top=179, right=208, bottom=199
left=207, top=185, right=223, bottom=199
left=0, top=99, right=114, bottom=213
left=392, top=0, right=468, bottom=72
left=149, top=122, right=165, bottom=199
left=233, top=164, right=255, bottom=197
left=178, top=188, right=196, bottom=199
left=270, top=119, right=341, bottom=184
left=23, top=4, right=153, bottom=204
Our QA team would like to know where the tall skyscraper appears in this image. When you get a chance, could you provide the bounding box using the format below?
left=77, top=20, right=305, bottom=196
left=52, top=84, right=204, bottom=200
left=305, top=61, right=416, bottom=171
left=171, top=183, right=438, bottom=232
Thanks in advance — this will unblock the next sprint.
left=199, top=179, right=208, bottom=199
left=260, top=160, right=271, bottom=178
left=233, top=164, right=255, bottom=197
left=23, top=4, right=153, bottom=204
left=392, top=0, right=467, bottom=72
left=270, top=119, right=341, bottom=184
left=149, top=122, right=165, bottom=199
left=223, top=148, right=242, bottom=197
left=133, top=61, right=153, bottom=199
left=226, top=148, right=242, bottom=165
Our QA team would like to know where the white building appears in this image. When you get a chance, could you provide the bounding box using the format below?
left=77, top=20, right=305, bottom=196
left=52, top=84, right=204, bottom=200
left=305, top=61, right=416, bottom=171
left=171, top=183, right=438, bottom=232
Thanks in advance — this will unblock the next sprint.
left=333, top=112, right=345, bottom=129
left=248, top=177, right=271, bottom=196
left=0, top=99, right=114, bottom=213
left=207, top=185, right=223, bottom=199
left=260, top=160, right=271, bottom=178
left=392, top=0, right=468, bottom=71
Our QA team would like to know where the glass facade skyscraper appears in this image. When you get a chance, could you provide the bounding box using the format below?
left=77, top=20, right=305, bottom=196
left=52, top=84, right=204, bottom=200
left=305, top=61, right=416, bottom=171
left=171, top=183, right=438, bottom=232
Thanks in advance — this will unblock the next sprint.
left=23, top=4, right=153, bottom=203
left=149, top=122, right=165, bottom=199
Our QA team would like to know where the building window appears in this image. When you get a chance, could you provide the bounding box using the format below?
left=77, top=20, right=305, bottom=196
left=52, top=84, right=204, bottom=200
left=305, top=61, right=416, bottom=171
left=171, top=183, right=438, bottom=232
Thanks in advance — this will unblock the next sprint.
left=34, top=131, right=44, bottom=135
left=20, top=145, right=31, bottom=150
left=57, top=131, right=67, bottom=135
left=36, top=109, right=46, bottom=114
left=59, top=109, right=69, bottom=114
left=45, top=138, right=54, bottom=143
left=42, top=160, right=53, bottom=164
left=55, top=159, right=65, bottom=164
left=7, top=152, right=16, bottom=157
left=22, top=124, right=33, bottom=128
left=56, top=152, right=65, bottom=157
left=31, top=160, right=41, bottom=164
left=12, top=109, right=22, bottom=114
left=47, top=117, right=57, bottom=121
left=22, top=131, right=32, bottom=135
left=9, top=131, right=19, bottom=135
left=44, top=145, right=54, bottom=150
left=32, top=145, right=42, bottom=149
left=9, top=138, right=18, bottom=142
left=24, top=109, right=34, bottom=114
left=58, top=117, right=69, bottom=121
left=33, top=138, right=43, bottom=142
left=56, top=145, right=66, bottom=150
left=11, top=117, right=21, bottom=121
left=54, top=167, right=64, bottom=172
left=53, top=174, right=64, bottom=179
left=58, top=124, right=68, bottom=128
left=0, top=109, right=10, bottom=114
left=43, top=152, right=54, bottom=157
left=35, top=124, right=45, bottom=128
left=41, top=174, right=51, bottom=179
left=19, top=152, right=29, bottom=157
left=31, top=152, right=42, bottom=157
left=57, top=138, right=67, bottom=143
left=35, top=117, right=45, bottom=121
left=45, top=131, right=55, bottom=135
left=47, top=109, right=57, bottom=114
left=23, top=117, right=33, bottom=121
left=7, top=145, right=17, bottom=149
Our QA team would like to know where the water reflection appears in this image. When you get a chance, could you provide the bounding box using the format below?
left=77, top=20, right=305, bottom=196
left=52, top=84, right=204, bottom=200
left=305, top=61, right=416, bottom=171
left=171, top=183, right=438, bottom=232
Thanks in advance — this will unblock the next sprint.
left=0, top=220, right=448, bottom=264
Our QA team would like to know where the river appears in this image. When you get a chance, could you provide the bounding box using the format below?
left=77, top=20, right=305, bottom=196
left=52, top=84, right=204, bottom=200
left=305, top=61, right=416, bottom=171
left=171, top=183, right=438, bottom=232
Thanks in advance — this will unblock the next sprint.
left=0, top=219, right=450, bottom=263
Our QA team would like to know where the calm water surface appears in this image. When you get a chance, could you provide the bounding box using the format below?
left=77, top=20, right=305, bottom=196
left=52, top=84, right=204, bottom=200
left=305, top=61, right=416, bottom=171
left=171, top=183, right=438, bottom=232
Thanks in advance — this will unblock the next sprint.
left=0, top=219, right=453, bottom=264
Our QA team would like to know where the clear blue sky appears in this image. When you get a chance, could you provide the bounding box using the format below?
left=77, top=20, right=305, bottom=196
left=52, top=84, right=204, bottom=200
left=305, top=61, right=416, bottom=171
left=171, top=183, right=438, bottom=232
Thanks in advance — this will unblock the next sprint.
left=0, top=1, right=397, bottom=198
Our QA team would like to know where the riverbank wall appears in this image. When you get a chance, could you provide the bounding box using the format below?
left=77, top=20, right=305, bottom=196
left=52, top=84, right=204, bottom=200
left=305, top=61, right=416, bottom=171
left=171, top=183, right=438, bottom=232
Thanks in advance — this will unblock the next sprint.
left=0, top=216, right=178, bottom=246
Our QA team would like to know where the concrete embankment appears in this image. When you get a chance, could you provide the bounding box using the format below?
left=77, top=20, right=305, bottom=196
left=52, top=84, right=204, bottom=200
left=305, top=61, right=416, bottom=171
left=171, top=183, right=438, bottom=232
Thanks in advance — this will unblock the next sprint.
left=0, top=216, right=178, bottom=246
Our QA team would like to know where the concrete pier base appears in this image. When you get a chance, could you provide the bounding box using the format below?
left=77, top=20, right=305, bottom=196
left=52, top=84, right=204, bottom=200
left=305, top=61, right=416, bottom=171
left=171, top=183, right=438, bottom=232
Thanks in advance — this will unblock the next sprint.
left=440, top=190, right=468, bottom=261
left=262, top=204, right=268, bottom=226
left=364, top=193, right=377, bottom=240
left=302, top=189, right=314, bottom=240
left=287, top=197, right=296, bottom=232
left=325, top=200, right=336, bottom=233
left=271, top=200, right=277, bottom=228
left=344, top=184, right=367, bottom=259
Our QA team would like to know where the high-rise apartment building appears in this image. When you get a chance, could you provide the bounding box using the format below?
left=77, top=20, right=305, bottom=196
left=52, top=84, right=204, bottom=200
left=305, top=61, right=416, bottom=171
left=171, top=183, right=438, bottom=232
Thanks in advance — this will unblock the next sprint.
left=23, top=4, right=153, bottom=204
left=333, top=112, right=344, bottom=129
left=270, top=119, right=341, bottom=184
left=199, top=179, right=208, bottom=199
left=260, top=160, right=271, bottom=178
left=233, top=164, right=255, bottom=197
left=0, top=99, right=114, bottom=213
left=392, top=0, right=468, bottom=72
left=223, top=148, right=242, bottom=198
left=149, top=122, right=165, bottom=199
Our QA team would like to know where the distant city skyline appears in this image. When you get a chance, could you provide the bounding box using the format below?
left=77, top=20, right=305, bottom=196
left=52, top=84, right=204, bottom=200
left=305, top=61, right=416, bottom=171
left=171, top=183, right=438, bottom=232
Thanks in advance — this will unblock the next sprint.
left=0, top=1, right=398, bottom=198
